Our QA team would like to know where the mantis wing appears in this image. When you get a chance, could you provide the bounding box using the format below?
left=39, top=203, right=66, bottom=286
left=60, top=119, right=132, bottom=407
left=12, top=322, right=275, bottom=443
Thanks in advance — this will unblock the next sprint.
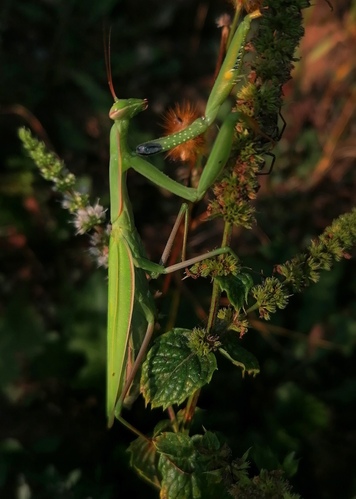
left=107, top=229, right=135, bottom=428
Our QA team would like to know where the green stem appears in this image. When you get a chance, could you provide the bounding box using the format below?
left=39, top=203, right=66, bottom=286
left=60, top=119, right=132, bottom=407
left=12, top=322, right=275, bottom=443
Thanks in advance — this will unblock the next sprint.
left=117, top=416, right=150, bottom=441
left=182, top=222, right=234, bottom=428
left=206, top=221, right=233, bottom=333
left=167, top=406, right=179, bottom=433
left=246, top=302, right=260, bottom=314
left=182, top=389, right=201, bottom=433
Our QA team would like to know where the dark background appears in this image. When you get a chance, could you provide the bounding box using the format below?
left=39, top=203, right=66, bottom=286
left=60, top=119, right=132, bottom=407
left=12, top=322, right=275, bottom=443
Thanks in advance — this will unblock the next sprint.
left=1, top=0, right=355, bottom=497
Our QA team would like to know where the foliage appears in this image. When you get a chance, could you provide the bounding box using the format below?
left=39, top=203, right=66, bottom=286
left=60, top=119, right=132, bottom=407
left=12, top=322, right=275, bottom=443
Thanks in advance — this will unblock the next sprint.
left=1, top=0, right=356, bottom=498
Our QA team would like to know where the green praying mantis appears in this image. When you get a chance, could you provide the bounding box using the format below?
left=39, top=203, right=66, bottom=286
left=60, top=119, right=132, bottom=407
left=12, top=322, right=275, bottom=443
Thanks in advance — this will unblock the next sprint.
left=106, top=98, right=239, bottom=428
left=106, top=9, right=262, bottom=428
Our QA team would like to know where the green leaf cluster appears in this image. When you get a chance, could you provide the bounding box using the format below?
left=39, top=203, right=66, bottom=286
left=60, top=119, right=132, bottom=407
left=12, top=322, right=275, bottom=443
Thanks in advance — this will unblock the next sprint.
left=277, top=208, right=356, bottom=291
left=129, top=432, right=300, bottom=499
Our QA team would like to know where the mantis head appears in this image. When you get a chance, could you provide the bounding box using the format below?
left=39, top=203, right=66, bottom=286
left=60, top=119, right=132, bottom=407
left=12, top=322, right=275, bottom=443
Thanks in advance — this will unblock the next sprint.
left=109, top=98, right=148, bottom=121
left=105, top=35, right=148, bottom=122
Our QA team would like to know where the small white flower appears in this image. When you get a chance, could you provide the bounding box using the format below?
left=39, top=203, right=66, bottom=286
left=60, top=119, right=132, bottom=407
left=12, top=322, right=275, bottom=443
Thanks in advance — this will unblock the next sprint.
left=73, top=202, right=107, bottom=235
left=74, top=208, right=90, bottom=234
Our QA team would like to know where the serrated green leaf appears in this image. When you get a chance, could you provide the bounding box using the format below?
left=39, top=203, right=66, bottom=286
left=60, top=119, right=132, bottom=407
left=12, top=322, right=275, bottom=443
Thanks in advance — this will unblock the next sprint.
left=194, top=431, right=221, bottom=453
left=159, top=458, right=202, bottom=499
left=215, top=272, right=253, bottom=310
left=141, top=329, right=217, bottom=409
left=155, top=432, right=231, bottom=499
left=156, top=433, right=196, bottom=468
left=219, top=332, right=260, bottom=376
left=128, top=436, right=161, bottom=489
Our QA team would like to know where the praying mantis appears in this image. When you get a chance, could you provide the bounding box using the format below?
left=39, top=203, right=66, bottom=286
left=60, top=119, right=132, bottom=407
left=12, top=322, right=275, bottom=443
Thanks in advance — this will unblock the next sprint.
left=107, top=98, right=240, bottom=428
left=106, top=9, right=262, bottom=428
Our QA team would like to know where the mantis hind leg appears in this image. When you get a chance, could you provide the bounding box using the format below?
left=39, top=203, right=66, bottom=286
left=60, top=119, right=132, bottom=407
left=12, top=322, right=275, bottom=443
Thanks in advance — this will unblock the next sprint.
left=116, top=320, right=155, bottom=416
left=157, top=202, right=239, bottom=276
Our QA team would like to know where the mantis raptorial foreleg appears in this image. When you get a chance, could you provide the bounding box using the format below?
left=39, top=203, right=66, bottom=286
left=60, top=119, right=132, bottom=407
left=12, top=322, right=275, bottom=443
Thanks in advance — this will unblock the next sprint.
left=131, top=111, right=239, bottom=202
left=135, top=10, right=261, bottom=157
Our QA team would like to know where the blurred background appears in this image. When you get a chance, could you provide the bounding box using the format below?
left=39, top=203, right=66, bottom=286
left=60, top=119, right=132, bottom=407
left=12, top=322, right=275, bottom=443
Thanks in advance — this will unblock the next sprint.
left=1, top=0, right=355, bottom=497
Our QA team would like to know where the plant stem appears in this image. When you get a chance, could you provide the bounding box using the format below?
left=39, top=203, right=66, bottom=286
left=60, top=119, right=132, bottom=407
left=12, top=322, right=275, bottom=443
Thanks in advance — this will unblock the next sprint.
left=167, top=406, right=179, bottom=433
left=117, top=416, right=150, bottom=441
left=182, top=388, right=201, bottom=432
left=207, top=221, right=233, bottom=333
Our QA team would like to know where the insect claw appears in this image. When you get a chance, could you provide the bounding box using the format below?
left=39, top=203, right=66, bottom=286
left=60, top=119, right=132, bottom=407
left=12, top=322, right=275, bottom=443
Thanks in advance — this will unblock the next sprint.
left=136, top=143, right=163, bottom=155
